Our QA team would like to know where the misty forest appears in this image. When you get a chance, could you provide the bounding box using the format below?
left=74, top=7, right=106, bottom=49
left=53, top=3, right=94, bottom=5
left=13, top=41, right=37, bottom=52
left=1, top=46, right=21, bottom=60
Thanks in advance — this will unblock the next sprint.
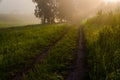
left=0, top=0, right=120, bottom=80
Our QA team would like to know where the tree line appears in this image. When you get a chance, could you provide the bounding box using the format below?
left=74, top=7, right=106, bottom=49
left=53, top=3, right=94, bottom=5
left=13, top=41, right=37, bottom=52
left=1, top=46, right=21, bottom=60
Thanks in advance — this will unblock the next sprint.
left=32, top=0, right=76, bottom=24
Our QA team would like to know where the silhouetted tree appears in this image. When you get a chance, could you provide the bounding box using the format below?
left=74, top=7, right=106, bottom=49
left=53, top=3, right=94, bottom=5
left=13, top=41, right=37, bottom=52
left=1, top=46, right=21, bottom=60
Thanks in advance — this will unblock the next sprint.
left=32, top=0, right=56, bottom=24
left=32, top=0, right=75, bottom=24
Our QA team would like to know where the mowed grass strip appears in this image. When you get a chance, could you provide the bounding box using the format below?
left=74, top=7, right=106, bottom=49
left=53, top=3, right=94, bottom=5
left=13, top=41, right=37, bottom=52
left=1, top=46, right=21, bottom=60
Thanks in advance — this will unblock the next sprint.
left=0, top=24, right=69, bottom=80
left=23, top=26, right=79, bottom=80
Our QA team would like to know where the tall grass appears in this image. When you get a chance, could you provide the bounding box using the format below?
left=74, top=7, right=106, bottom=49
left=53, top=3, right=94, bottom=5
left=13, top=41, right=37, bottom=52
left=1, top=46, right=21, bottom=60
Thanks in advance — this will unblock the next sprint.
left=87, top=10, right=120, bottom=27
left=83, top=11, right=120, bottom=80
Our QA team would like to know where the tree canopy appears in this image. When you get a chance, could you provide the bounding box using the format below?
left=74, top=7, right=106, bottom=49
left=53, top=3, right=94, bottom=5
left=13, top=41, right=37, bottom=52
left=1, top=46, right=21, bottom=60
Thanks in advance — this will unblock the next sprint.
left=32, top=0, right=75, bottom=24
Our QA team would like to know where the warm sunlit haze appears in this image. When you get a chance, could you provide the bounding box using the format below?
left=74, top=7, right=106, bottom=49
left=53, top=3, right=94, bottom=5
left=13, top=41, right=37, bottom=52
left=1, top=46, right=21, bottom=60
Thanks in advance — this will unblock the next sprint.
left=0, top=0, right=35, bottom=14
left=103, top=0, right=120, bottom=3
left=0, top=0, right=120, bottom=26
left=0, top=0, right=39, bottom=27
left=0, top=0, right=120, bottom=80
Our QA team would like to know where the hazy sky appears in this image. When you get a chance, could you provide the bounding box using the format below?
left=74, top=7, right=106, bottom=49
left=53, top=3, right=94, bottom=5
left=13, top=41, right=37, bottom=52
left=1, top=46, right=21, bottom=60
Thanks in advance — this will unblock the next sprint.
left=0, top=0, right=35, bottom=14
left=0, top=0, right=120, bottom=14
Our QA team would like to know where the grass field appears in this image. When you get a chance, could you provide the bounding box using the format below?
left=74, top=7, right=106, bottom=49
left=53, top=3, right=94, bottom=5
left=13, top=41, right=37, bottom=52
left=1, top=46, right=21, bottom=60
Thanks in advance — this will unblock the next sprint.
left=22, top=26, right=79, bottom=80
left=0, top=24, right=72, bottom=80
left=0, top=14, right=39, bottom=28
left=0, top=11, right=120, bottom=80
left=0, top=21, right=38, bottom=28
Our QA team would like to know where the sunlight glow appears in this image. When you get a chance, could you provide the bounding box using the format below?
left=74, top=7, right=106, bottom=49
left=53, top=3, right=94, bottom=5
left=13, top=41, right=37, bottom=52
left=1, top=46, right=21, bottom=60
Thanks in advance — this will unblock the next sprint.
left=103, top=0, right=120, bottom=3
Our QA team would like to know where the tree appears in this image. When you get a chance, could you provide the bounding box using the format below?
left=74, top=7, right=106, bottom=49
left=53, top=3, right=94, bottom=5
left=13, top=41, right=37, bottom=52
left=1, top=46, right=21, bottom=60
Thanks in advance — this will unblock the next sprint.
left=32, top=0, right=56, bottom=24
left=32, top=0, right=75, bottom=24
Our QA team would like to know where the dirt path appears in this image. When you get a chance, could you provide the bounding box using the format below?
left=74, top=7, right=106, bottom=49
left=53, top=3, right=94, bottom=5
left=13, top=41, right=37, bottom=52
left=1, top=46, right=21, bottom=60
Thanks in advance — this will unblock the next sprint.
left=66, top=26, right=89, bottom=80
left=12, top=27, right=71, bottom=80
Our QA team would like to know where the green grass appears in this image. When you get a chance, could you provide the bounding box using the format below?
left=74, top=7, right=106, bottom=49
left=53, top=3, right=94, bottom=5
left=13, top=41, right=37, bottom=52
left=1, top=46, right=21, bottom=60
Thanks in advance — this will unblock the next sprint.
left=83, top=11, right=120, bottom=80
left=0, top=21, right=26, bottom=28
left=1, top=10, right=120, bottom=80
left=0, top=24, right=69, bottom=80
left=0, top=21, right=39, bottom=28
left=22, top=26, right=79, bottom=80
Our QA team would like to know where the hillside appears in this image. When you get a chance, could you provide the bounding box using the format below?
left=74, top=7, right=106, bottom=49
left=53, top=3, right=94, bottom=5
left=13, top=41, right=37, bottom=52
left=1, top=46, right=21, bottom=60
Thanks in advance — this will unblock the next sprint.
left=0, top=14, right=39, bottom=28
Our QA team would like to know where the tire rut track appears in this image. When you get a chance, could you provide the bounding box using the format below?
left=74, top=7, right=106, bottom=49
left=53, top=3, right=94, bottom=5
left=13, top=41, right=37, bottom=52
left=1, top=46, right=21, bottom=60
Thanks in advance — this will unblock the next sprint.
left=65, top=26, right=89, bottom=80
left=12, top=27, right=71, bottom=80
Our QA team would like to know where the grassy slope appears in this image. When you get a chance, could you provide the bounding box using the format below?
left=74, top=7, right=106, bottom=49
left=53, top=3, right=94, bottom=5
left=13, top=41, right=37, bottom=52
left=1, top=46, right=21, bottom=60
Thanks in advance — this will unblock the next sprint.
left=0, top=24, right=68, bottom=80
left=0, top=14, right=39, bottom=28
left=23, top=26, right=79, bottom=80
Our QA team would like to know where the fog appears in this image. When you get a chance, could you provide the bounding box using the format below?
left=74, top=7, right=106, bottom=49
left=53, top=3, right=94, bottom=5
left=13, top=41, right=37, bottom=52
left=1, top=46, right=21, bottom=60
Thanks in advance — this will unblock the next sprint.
left=0, top=0, right=39, bottom=26
left=76, top=0, right=120, bottom=18
left=0, top=0, right=35, bottom=14
left=0, top=0, right=120, bottom=14
left=0, top=0, right=120, bottom=24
